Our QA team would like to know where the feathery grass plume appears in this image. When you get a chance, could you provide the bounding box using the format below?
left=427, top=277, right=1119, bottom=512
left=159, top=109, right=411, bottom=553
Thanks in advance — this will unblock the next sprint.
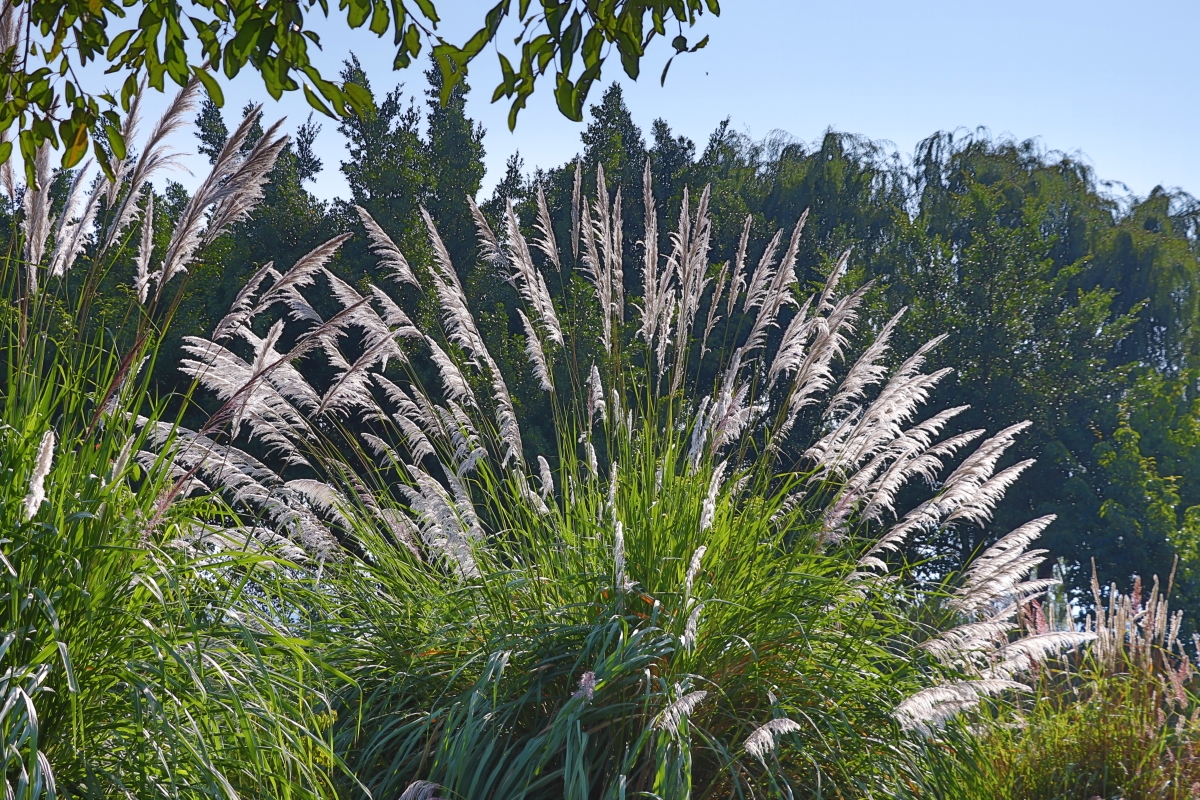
left=249, top=233, right=353, bottom=326
left=404, top=468, right=481, bottom=579
left=699, top=463, right=725, bottom=533
left=179, top=332, right=313, bottom=461
left=579, top=173, right=613, bottom=352
left=736, top=212, right=806, bottom=366
left=398, top=781, right=441, bottom=800
left=586, top=363, right=606, bottom=428
left=517, top=309, right=553, bottom=391
left=949, top=515, right=1058, bottom=616
left=636, top=159, right=664, bottom=351
left=727, top=215, right=752, bottom=317
left=745, top=718, right=803, bottom=765
left=536, top=455, right=554, bottom=500
left=22, top=430, right=55, bottom=520
left=596, top=171, right=625, bottom=323
left=48, top=160, right=101, bottom=279
left=896, top=679, right=1029, bottom=733
left=204, top=116, right=289, bottom=239
left=613, top=519, right=628, bottom=592
left=426, top=336, right=476, bottom=406
left=700, top=254, right=730, bottom=357
left=21, top=143, right=52, bottom=294
left=655, top=689, right=707, bottom=732
left=503, top=199, right=563, bottom=344
left=211, top=261, right=275, bottom=339
left=827, top=306, right=906, bottom=415
left=102, top=78, right=199, bottom=254
left=467, top=195, right=506, bottom=272
left=157, top=108, right=287, bottom=298
left=315, top=271, right=411, bottom=415
left=375, top=374, right=436, bottom=461
left=669, top=185, right=713, bottom=391
left=685, top=545, right=707, bottom=597
left=356, top=205, right=418, bottom=286
left=939, top=567, right=1200, bottom=798
left=573, top=670, right=597, bottom=701
left=103, top=82, right=144, bottom=207
left=681, top=603, right=703, bottom=651
left=570, top=158, right=582, bottom=261
left=422, top=208, right=491, bottom=360
left=133, top=193, right=156, bottom=303
left=766, top=296, right=815, bottom=391
left=532, top=183, right=561, bottom=272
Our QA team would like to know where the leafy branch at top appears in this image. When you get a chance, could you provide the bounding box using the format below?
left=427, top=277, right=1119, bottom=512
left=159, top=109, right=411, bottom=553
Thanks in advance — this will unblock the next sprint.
left=0, top=0, right=718, bottom=187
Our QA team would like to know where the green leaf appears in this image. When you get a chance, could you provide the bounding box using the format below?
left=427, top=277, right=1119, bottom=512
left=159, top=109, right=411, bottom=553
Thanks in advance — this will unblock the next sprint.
left=411, top=0, right=439, bottom=25
left=660, top=54, right=674, bottom=86
left=193, top=67, right=224, bottom=106
left=62, top=118, right=90, bottom=167
left=303, top=82, right=334, bottom=117
left=93, top=133, right=115, bottom=180
left=344, top=0, right=370, bottom=29
left=392, top=22, right=421, bottom=68
left=343, top=80, right=372, bottom=113
left=106, top=29, right=135, bottom=60
left=57, top=642, right=79, bottom=693
left=369, top=0, right=390, bottom=35
left=120, top=73, right=139, bottom=111
left=433, top=41, right=469, bottom=104
left=0, top=140, right=11, bottom=165
left=105, top=125, right=126, bottom=160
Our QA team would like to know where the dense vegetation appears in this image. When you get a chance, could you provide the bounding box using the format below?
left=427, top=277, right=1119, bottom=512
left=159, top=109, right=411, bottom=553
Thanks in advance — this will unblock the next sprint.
left=124, top=62, right=1200, bottom=618
left=4, top=57, right=1200, bottom=800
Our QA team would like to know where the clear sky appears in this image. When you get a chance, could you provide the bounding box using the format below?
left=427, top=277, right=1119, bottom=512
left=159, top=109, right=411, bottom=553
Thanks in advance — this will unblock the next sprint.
left=102, top=0, right=1200, bottom=203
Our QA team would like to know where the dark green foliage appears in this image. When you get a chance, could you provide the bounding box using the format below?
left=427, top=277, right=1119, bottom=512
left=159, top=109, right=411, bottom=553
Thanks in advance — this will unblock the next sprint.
left=294, top=114, right=324, bottom=183
left=423, top=61, right=485, bottom=274
left=338, top=54, right=433, bottom=266
left=580, top=83, right=647, bottom=197
left=195, top=95, right=229, bottom=164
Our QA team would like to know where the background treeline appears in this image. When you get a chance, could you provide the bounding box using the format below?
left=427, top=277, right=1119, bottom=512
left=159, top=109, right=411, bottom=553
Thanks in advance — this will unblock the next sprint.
left=15, top=58, right=1200, bottom=617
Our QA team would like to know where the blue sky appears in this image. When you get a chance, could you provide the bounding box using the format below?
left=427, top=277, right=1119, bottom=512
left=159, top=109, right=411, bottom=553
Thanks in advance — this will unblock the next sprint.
left=108, top=0, right=1200, bottom=203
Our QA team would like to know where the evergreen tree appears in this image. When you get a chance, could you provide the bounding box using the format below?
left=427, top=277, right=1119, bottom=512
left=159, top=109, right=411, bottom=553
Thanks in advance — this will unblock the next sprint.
left=294, top=114, right=324, bottom=184
left=338, top=54, right=432, bottom=264
left=195, top=95, right=229, bottom=164
left=580, top=83, right=646, bottom=198
left=648, top=118, right=695, bottom=219
left=424, top=60, right=485, bottom=276
left=483, top=153, right=527, bottom=222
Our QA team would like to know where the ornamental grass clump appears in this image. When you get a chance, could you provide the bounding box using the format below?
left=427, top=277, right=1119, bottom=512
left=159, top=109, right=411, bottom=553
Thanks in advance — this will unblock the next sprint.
left=167, top=155, right=1094, bottom=796
left=941, top=572, right=1200, bottom=800
left=1, top=81, right=339, bottom=800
